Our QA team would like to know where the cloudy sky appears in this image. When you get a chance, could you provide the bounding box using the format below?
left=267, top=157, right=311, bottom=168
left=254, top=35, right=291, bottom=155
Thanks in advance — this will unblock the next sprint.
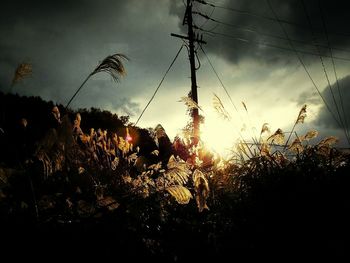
left=1, top=0, right=349, bottom=153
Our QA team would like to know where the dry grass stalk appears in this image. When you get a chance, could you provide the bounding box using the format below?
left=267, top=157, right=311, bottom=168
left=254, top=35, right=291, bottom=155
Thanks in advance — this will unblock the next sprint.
left=289, top=138, right=304, bottom=153
left=284, top=105, right=307, bottom=150
left=92, top=54, right=128, bottom=82
left=12, top=63, right=32, bottom=86
left=301, top=130, right=319, bottom=141
left=296, top=105, right=307, bottom=124
left=213, top=94, right=231, bottom=120
left=318, top=136, right=338, bottom=146
left=241, top=101, right=248, bottom=112
left=179, top=96, right=203, bottom=111
left=66, top=53, right=128, bottom=108
left=267, top=128, right=285, bottom=145
left=260, top=123, right=270, bottom=135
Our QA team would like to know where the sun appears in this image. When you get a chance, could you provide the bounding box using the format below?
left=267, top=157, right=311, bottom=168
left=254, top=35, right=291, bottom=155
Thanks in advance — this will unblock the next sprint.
left=200, top=113, right=240, bottom=158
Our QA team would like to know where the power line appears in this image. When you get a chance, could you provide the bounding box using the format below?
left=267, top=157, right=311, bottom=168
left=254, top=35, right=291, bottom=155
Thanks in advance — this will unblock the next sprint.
left=300, top=0, right=349, bottom=144
left=134, top=45, right=184, bottom=126
left=199, top=44, right=258, bottom=144
left=265, top=0, right=343, bottom=141
left=195, top=0, right=305, bottom=27
left=193, top=1, right=215, bottom=31
left=193, top=11, right=350, bottom=54
left=196, top=28, right=350, bottom=62
left=193, top=0, right=350, bottom=39
left=199, top=44, right=239, bottom=113
left=318, top=0, right=350, bottom=143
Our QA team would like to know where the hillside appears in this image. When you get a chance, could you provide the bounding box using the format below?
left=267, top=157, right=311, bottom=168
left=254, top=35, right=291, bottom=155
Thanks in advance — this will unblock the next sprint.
left=0, top=92, right=349, bottom=261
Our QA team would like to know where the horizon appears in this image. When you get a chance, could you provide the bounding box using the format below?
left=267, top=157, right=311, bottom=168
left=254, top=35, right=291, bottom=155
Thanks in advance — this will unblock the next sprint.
left=1, top=0, right=350, bottom=153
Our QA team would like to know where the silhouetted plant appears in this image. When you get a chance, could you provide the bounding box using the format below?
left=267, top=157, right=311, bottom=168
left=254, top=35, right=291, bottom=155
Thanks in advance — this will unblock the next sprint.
left=66, top=54, right=128, bottom=108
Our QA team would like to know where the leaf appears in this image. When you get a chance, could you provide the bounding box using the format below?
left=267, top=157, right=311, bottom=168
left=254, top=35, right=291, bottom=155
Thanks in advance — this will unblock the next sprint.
left=166, top=155, right=191, bottom=185
left=79, top=134, right=91, bottom=144
left=148, top=162, right=162, bottom=171
left=77, top=200, right=95, bottom=217
left=78, top=167, right=85, bottom=174
left=151, top=149, right=159, bottom=156
left=152, top=124, right=169, bottom=147
left=97, top=196, right=119, bottom=211
left=192, top=169, right=210, bottom=212
left=38, top=195, right=55, bottom=210
left=166, top=185, right=193, bottom=205
left=123, top=174, right=132, bottom=183
left=127, top=152, right=138, bottom=164
left=0, top=168, right=10, bottom=185
left=181, top=127, right=192, bottom=140
left=111, top=157, right=119, bottom=170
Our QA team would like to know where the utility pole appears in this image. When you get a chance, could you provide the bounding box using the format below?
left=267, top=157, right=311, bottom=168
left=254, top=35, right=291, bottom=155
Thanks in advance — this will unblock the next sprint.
left=171, top=0, right=206, bottom=146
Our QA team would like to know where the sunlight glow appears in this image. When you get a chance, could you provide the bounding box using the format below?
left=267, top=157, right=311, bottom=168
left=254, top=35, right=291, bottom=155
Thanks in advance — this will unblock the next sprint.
left=199, top=102, right=310, bottom=158
left=200, top=112, right=240, bottom=158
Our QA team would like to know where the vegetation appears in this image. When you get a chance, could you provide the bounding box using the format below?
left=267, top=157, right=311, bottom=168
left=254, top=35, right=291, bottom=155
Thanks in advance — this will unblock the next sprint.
left=0, top=91, right=349, bottom=261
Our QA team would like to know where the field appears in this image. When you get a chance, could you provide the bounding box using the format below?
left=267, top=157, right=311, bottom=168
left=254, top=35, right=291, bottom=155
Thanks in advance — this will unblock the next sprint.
left=0, top=91, right=349, bottom=261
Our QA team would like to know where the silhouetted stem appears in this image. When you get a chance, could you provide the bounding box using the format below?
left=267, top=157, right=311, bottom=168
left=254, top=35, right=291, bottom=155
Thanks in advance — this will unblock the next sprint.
left=65, top=73, right=92, bottom=109
left=284, top=121, right=297, bottom=151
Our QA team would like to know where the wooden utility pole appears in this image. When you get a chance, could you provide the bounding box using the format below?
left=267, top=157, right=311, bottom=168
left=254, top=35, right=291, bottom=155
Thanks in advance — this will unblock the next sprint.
left=171, top=0, right=206, bottom=146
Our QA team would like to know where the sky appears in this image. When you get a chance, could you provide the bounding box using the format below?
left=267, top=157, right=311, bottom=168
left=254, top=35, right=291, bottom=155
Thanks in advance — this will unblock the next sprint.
left=1, top=0, right=350, bottom=154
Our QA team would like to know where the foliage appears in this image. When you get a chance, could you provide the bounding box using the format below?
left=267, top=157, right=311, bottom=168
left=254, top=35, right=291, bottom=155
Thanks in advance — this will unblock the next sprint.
left=1, top=92, right=350, bottom=261
left=166, top=185, right=192, bottom=204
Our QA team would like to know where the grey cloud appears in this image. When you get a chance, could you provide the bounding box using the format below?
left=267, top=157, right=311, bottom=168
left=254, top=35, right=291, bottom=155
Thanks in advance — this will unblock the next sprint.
left=0, top=0, right=183, bottom=113
left=171, top=0, right=350, bottom=65
left=2, top=0, right=349, bottom=138
left=315, top=74, right=350, bottom=130
left=70, top=79, right=141, bottom=116
left=296, top=89, right=320, bottom=105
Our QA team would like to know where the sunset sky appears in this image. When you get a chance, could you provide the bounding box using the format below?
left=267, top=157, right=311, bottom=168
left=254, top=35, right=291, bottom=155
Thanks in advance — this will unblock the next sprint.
left=1, top=0, right=349, bottom=154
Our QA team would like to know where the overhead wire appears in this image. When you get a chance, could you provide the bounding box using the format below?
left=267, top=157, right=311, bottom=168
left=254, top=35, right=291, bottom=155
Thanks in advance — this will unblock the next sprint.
left=195, top=27, right=350, bottom=62
left=192, top=11, right=350, bottom=54
left=194, top=1, right=216, bottom=31
left=193, top=0, right=350, bottom=39
left=198, top=44, right=239, bottom=113
left=318, top=0, right=350, bottom=143
left=198, top=44, right=259, bottom=144
left=300, top=0, right=349, bottom=143
left=134, top=45, right=184, bottom=126
left=265, top=0, right=343, bottom=146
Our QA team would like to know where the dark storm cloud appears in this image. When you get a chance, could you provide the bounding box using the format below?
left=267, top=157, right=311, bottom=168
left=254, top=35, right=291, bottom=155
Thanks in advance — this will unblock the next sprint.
left=0, top=0, right=185, bottom=115
left=315, top=75, right=350, bottom=130
left=171, top=0, right=350, bottom=65
left=1, top=0, right=349, bottom=133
